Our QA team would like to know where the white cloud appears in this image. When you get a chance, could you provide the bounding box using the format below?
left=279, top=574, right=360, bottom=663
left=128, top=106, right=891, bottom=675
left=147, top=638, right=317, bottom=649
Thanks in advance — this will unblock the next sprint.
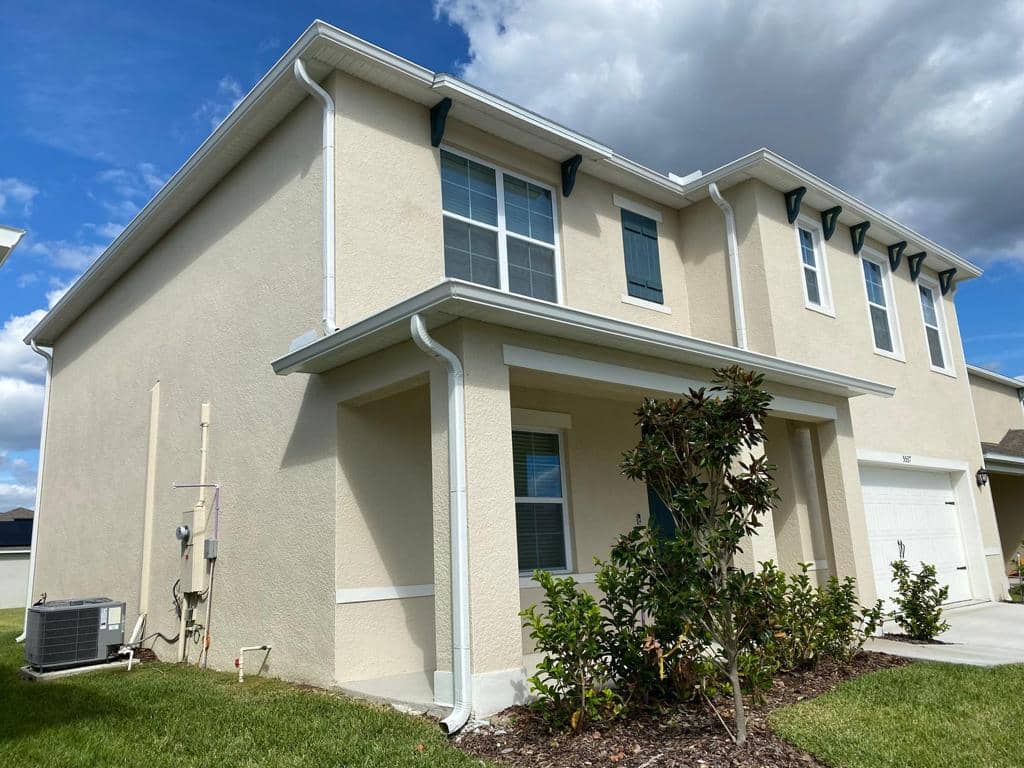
left=0, top=483, right=35, bottom=511
left=194, top=76, right=245, bottom=130
left=28, top=240, right=104, bottom=271
left=436, top=0, right=1024, bottom=264
left=0, top=378, right=44, bottom=453
left=0, top=177, right=39, bottom=217
left=0, top=308, right=47, bottom=385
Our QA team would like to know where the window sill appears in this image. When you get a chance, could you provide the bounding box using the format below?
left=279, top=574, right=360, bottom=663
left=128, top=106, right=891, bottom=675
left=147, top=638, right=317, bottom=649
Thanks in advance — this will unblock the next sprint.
left=621, top=295, right=671, bottom=314
left=872, top=348, right=906, bottom=364
left=804, top=302, right=836, bottom=319
left=519, top=572, right=596, bottom=588
left=930, top=365, right=957, bottom=379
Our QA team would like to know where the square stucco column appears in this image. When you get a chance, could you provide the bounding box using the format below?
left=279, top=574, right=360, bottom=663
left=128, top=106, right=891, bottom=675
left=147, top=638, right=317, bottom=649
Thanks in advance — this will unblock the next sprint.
left=734, top=440, right=779, bottom=572
left=815, top=402, right=877, bottom=605
left=430, top=322, right=525, bottom=715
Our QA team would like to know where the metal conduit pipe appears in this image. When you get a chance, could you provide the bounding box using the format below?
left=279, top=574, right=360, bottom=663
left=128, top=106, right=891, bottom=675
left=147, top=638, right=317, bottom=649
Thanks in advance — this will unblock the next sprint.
left=293, top=58, right=337, bottom=334
left=16, top=341, right=52, bottom=644
left=409, top=314, right=471, bottom=735
left=708, top=182, right=748, bottom=350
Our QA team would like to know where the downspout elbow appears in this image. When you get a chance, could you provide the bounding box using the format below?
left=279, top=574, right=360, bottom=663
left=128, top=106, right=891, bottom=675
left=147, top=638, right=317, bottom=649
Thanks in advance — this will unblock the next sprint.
left=17, top=340, right=53, bottom=644
left=708, top=182, right=748, bottom=350
left=293, top=58, right=337, bottom=335
left=410, top=314, right=471, bottom=735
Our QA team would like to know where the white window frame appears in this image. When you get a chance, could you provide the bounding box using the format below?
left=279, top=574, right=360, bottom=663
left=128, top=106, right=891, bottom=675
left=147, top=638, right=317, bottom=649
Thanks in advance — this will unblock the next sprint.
left=793, top=214, right=835, bottom=316
left=918, top=276, right=955, bottom=377
left=439, top=145, right=564, bottom=304
left=511, top=425, right=573, bottom=575
left=859, top=248, right=904, bottom=361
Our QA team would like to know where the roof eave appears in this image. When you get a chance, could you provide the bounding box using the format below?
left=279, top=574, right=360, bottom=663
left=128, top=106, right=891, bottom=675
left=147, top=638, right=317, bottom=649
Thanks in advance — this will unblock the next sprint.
left=967, top=364, right=1024, bottom=391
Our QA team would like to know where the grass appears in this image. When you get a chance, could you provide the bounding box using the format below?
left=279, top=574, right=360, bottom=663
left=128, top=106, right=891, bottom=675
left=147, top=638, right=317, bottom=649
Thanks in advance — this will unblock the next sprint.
left=769, top=660, right=1024, bottom=768
left=0, top=608, right=488, bottom=768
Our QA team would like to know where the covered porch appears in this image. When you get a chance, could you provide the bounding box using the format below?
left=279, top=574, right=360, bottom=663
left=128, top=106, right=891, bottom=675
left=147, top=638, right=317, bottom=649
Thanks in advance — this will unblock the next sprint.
left=273, top=281, right=893, bottom=717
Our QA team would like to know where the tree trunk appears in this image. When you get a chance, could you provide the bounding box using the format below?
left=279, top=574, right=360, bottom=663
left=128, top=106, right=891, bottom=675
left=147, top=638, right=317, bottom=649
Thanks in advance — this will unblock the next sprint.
left=728, top=656, right=747, bottom=746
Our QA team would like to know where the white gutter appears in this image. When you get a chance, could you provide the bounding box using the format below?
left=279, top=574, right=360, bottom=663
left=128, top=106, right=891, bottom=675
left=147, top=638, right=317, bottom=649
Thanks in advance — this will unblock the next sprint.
left=708, top=183, right=747, bottom=350
left=293, top=58, right=337, bottom=335
left=16, top=341, right=52, bottom=643
left=409, top=314, right=471, bottom=734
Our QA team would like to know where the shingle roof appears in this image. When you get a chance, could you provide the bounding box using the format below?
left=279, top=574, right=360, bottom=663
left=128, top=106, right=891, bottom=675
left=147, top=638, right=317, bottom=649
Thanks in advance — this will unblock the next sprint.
left=982, top=430, right=1024, bottom=460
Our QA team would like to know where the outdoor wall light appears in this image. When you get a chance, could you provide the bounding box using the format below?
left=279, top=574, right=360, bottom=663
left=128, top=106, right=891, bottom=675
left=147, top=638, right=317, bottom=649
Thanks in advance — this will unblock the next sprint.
left=976, top=468, right=990, bottom=488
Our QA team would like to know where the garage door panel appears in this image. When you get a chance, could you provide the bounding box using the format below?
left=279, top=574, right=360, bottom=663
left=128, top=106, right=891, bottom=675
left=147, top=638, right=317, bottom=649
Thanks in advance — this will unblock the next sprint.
left=860, top=465, right=972, bottom=608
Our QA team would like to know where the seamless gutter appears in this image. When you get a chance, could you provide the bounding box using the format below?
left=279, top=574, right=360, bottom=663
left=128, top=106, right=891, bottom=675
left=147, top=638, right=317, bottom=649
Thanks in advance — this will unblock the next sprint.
left=967, top=364, right=1024, bottom=391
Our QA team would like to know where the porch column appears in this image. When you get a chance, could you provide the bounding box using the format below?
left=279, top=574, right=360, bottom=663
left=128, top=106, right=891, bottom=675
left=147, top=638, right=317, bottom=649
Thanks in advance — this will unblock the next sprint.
left=815, top=402, right=877, bottom=604
left=734, top=441, right=779, bottom=572
left=430, top=322, right=524, bottom=713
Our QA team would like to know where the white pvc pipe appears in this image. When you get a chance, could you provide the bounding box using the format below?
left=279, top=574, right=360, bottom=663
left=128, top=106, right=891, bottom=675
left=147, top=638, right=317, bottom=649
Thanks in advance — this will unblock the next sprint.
left=708, top=182, right=748, bottom=350
left=293, top=59, right=336, bottom=335
left=17, top=341, right=52, bottom=643
left=237, top=645, right=271, bottom=683
left=410, top=314, right=471, bottom=735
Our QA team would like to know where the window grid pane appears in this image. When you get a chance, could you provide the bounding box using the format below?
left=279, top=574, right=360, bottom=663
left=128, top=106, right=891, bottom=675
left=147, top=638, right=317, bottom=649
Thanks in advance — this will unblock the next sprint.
left=919, top=286, right=946, bottom=368
left=507, top=237, right=557, bottom=302
left=862, top=260, right=887, bottom=307
left=799, top=229, right=817, bottom=266
left=441, top=151, right=497, bottom=226
left=443, top=218, right=499, bottom=288
left=512, top=431, right=566, bottom=572
left=870, top=305, right=894, bottom=352
left=516, top=503, right=566, bottom=572
left=804, top=266, right=821, bottom=306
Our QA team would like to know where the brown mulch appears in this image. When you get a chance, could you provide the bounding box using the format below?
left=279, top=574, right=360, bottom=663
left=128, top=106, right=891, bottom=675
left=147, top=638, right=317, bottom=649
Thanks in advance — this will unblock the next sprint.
left=455, top=652, right=909, bottom=768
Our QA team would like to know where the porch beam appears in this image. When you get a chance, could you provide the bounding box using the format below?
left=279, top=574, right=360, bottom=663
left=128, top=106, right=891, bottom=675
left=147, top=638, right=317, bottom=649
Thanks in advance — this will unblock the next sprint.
left=502, top=344, right=839, bottom=422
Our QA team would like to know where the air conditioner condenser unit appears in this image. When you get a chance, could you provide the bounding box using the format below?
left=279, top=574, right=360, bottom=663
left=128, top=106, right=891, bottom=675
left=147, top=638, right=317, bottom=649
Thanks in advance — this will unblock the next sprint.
left=25, top=597, right=126, bottom=671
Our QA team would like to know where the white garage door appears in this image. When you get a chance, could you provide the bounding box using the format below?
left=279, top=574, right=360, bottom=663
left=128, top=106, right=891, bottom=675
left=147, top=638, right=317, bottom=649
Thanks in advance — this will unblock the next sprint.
left=860, top=465, right=971, bottom=608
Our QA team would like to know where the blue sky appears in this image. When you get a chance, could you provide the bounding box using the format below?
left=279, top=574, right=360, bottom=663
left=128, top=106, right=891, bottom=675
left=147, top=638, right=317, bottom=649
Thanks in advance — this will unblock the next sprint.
left=1, top=1, right=1022, bottom=509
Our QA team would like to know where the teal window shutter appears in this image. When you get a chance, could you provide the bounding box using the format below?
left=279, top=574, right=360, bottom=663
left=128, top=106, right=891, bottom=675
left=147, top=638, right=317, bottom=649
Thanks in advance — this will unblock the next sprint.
left=621, top=209, right=663, bottom=303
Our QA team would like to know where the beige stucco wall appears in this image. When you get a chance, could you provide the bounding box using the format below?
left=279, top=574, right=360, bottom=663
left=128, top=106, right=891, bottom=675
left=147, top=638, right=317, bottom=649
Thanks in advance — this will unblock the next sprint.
left=0, top=552, right=29, bottom=609
left=969, top=373, right=1024, bottom=443
left=34, top=97, right=340, bottom=686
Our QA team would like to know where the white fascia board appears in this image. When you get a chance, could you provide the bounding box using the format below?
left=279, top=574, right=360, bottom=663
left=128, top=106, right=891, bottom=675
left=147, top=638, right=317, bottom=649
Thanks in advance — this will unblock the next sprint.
left=983, top=450, right=1024, bottom=467
left=967, top=364, right=1024, bottom=391
left=677, top=149, right=982, bottom=280
left=0, top=225, right=26, bottom=269
left=272, top=280, right=894, bottom=401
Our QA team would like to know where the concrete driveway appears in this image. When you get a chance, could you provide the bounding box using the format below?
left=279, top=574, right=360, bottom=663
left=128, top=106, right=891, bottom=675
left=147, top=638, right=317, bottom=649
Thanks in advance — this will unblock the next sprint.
left=867, top=601, right=1024, bottom=666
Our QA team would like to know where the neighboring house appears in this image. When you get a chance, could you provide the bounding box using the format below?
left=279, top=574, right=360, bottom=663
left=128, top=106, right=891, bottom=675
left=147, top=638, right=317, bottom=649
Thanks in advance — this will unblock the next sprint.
left=0, top=508, right=33, bottom=609
left=20, top=22, right=1010, bottom=719
left=968, top=365, right=1024, bottom=570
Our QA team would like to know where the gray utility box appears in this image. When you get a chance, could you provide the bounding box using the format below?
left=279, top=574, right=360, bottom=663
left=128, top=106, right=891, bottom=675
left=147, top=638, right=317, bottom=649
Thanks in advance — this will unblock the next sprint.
left=25, top=597, right=126, bottom=671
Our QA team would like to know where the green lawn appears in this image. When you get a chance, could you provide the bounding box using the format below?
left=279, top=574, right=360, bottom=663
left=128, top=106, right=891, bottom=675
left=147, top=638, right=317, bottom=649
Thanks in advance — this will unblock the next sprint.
left=770, top=660, right=1024, bottom=768
left=0, top=608, right=487, bottom=768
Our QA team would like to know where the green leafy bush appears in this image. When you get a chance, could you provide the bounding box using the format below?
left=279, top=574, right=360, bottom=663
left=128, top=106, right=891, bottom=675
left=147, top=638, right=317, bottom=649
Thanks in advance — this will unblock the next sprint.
left=520, top=570, right=620, bottom=729
left=890, top=560, right=949, bottom=641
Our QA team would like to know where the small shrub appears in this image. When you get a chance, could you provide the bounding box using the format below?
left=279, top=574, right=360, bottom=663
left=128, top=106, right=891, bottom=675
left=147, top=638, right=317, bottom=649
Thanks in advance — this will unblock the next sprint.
left=520, top=570, right=620, bottom=729
left=890, top=560, right=949, bottom=641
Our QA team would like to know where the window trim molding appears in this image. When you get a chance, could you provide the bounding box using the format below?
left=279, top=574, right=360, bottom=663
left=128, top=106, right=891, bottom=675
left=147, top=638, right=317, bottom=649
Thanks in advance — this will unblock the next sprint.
left=612, top=193, right=663, bottom=223
left=793, top=213, right=835, bottom=317
left=918, top=275, right=956, bottom=378
left=511, top=424, right=573, bottom=575
left=859, top=247, right=905, bottom=362
left=621, top=293, right=672, bottom=314
left=439, top=144, right=565, bottom=304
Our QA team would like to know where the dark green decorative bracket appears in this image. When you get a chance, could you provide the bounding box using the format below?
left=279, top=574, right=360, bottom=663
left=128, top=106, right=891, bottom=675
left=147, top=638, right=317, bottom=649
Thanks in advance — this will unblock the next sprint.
left=908, top=252, right=927, bottom=281
left=887, top=241, right=907, bottom=271
left=821, top=206, right=842, bottom=240
left=938, top=268, right=957, bottom=295
left=430, top=98, right=452, bottom=147
left=850, top=222, right=871, bottom=254
left=561, top=154, right=583, bottom=197
left=784, top=187, right=807, bottom=223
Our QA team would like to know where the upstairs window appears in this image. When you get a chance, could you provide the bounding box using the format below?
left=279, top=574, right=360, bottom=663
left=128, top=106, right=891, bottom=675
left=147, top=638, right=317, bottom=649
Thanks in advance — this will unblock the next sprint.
left=795, top=216, right=833, bottom=314
left=440, top=149, right=560, bottom=302
left=621, top=208, right=664, bottom=304
left=919, top=281, right=952, bottom=374
left=513, top=429, right=569, bottom=573
left=861, top=254, right=902, bottom=358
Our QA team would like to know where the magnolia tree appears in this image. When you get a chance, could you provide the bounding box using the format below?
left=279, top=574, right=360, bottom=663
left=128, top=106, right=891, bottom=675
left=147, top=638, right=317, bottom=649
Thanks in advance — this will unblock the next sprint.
left=620, top=366, right=778, bottom=745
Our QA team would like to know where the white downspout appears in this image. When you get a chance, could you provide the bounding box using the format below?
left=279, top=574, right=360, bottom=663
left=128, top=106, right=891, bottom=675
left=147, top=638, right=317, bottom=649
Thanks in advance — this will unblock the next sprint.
left=17, top=341, right=52, bottom=643
left=409, top=314, right=471, bottom=734
left=293, top=58, right=336, bottom=335
left=708, top=182, right=748, bottom=350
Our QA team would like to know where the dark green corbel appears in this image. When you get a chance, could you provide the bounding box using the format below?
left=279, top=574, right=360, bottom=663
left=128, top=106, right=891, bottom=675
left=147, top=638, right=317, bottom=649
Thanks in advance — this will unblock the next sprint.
left=561, top=154, right=583, bottom=197
left=850, top=222, right=870, bottom=254
left=430, top=98, right=452, bottom=147
left=821, top=206, right=842, bottom=240
left=785, top=187, right=807, bottom=223
left=908, top=252, right=927, bottom=281
left=938, top=268, right=957, bottom=295
left=887, top=241, right=907, bottom=271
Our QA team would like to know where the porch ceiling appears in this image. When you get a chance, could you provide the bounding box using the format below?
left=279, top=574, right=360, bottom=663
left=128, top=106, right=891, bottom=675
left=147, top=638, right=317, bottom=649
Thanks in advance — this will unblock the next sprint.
left=272, top=281, right=894, bottom=403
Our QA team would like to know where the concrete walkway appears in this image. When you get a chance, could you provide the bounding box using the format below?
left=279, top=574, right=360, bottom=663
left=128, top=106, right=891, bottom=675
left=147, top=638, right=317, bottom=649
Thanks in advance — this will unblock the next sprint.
left=867, top=601, right=1024, bottom=666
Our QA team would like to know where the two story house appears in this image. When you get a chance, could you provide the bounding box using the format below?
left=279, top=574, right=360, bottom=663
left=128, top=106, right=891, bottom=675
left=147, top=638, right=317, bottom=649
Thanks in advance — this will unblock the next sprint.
left=21, top=22, right=1010, bottom=725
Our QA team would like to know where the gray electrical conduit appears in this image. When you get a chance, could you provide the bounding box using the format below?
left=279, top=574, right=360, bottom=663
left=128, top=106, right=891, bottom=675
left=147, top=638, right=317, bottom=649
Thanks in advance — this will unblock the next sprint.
left=707, top=182, right=748, bottom=350
left=16, top=341, right=52, bottom=644
left=409, top=314, right=471, bottom=734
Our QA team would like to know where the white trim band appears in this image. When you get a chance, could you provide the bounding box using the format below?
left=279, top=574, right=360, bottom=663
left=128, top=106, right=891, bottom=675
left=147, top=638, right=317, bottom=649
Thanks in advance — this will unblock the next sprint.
left=336, top=584, right=434, bottom=604
left=612, top=194, right=663, bottom=223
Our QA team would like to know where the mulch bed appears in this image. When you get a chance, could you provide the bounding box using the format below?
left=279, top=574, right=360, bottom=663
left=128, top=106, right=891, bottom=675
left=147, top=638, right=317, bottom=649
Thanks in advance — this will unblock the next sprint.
left=455, top=652, right=909, bottom=768
left=881, top=633, right=948, bottom=645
